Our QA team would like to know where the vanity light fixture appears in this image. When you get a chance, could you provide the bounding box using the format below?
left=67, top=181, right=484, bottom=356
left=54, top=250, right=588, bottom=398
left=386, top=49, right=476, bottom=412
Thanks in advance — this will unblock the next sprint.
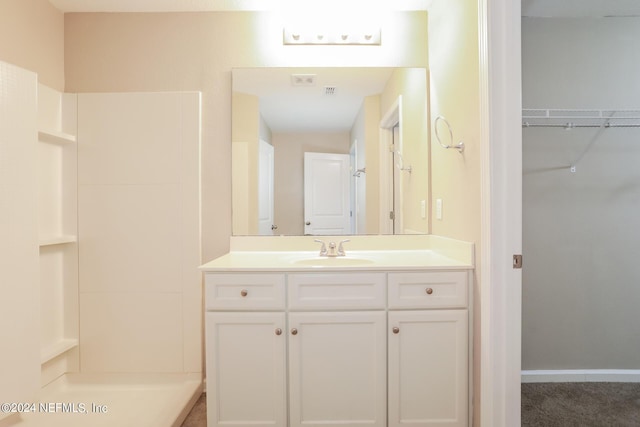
left=283, top=27, right=381, bottom=45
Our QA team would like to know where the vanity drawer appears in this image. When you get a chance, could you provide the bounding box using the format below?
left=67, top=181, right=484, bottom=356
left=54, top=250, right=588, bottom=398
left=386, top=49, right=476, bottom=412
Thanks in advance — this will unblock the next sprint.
left=288, top=273, right=386, bottom=310
left=388, top=271, right=468, bottom=309
left=205, top=273, right=285, bottom=311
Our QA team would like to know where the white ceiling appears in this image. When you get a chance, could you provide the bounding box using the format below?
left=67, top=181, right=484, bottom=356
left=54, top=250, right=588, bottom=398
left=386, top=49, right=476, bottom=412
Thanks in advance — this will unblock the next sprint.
left=49, top=0, right=640, bottom=16
left=48, top=0, right=431, bottom=13
left=233, top=67, right=397, bottom=133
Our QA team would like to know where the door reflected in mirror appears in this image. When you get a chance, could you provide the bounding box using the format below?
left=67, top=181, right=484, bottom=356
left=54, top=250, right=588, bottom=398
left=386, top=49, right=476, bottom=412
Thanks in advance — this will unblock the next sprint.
left=232, top=67, right=429, bottom=236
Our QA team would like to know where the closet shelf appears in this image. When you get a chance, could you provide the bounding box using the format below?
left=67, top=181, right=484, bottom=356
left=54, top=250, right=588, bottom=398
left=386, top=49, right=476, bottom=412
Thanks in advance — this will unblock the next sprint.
left=39, top=235, right=77, bottom=247
left=523, top=109, right=640, bottom=128
left=38, top=129, right=77, bottom=144
left=41, top=339, right=79, bottom=364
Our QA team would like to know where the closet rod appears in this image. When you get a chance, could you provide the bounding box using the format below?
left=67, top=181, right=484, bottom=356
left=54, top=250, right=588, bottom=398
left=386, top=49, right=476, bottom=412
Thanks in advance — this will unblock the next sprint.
left=522, top=109, right=640, bottom=128
left=523, top=122, right=640, bottom=129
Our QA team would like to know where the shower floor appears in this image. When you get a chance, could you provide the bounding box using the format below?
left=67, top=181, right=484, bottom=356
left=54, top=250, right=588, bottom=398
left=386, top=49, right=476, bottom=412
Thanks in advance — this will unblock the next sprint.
left=0, top=373, right=202, bottom=427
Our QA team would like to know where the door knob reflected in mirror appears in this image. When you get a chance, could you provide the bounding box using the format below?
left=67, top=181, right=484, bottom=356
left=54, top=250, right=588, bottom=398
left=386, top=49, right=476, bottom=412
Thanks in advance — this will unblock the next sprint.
left=271, top=224, right=278, bottom=230
left=305, top=221, right=311, bottom=226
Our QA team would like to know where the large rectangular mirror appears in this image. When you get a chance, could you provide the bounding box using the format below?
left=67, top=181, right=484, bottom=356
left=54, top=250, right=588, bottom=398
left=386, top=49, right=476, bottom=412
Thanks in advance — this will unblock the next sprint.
left=232, top=67, right=429, bottom=236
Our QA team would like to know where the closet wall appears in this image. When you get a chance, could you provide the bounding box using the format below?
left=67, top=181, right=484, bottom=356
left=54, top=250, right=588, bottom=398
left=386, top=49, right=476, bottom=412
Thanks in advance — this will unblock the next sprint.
left=522, top=17, right=640, bottom=371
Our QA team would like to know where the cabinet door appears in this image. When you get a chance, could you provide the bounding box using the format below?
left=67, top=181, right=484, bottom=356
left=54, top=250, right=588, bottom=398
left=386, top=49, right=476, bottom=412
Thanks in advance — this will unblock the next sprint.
left=206, top=312, right=286, bottom=427
left=388, top=310, right=468, bottom=427
left=288, top=311, right=386, bottom=427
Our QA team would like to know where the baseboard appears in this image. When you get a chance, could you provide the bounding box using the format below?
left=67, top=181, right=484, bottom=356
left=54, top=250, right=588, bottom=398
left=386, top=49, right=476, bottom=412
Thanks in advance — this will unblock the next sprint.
left=522, top=369, right=640, bottom=383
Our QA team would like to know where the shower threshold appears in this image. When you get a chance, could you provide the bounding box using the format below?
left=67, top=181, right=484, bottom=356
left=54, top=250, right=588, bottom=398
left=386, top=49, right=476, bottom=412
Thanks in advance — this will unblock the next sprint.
left=0, top=372, right=202, bottom=427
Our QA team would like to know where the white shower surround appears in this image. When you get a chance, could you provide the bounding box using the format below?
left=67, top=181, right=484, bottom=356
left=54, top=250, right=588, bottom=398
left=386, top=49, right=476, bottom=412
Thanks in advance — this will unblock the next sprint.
left=0, top=64, right=203, bottom=426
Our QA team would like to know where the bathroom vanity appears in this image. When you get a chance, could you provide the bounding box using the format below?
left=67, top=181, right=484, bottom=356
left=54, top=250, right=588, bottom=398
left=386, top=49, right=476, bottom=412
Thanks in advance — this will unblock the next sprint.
left=200, top=235, right=474, bottom=427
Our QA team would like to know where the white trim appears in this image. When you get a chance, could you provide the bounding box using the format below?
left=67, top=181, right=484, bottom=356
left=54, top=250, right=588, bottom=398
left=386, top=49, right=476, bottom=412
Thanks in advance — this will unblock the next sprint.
left=522, top=370, right=640, bottom=383
left=480, top=0, right=523, bottom=426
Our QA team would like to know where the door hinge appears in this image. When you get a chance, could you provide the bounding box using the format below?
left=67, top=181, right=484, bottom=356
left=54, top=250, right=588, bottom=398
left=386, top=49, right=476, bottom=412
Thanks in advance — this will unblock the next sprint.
left=513, top=254, right=523, bottom=269
left=389, top=211, right=395, bottom=220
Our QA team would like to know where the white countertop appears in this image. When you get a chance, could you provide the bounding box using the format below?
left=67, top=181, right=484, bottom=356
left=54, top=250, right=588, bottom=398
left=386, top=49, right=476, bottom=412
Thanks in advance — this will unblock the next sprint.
left=200, top=235, right=474, bottom=272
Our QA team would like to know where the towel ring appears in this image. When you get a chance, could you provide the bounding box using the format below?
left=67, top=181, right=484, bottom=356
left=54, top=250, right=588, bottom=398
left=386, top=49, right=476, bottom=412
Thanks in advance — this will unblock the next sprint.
left=434, top=116, right=465, bottom=153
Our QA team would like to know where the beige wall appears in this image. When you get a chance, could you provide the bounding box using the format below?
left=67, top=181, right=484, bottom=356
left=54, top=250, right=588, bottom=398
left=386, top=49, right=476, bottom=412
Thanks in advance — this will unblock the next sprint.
left=63, top=11, right=428, bottom=261
left=232, top=91, right=260, bottom=235
left=380, top=67, right=430, bottom=234
left=427, top=0, right=481, bottom=423
left=272, top=132, right=351, bottom=235
left=363, top=96, right=382, bottom=234
left=0, top=0, right=64, bottom=90
left=350, top=95, right=381, bottom=234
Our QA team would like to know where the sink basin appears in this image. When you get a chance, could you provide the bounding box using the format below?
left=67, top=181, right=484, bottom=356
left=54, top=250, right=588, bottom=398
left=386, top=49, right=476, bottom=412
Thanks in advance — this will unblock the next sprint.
left=293, top=257, right=375, bottom=267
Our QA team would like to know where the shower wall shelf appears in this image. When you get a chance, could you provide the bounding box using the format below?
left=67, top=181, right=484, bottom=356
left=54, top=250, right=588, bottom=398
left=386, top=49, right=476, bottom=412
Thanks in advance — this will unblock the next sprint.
left=37, top=84, right=79, bottom=386
left=39, top=235, right=77, bottom=247
left=522, top=109, right=640, bottom=128
left=38, top=129, right=77, bottom=144
left=41, top=339, right=79, bottom=364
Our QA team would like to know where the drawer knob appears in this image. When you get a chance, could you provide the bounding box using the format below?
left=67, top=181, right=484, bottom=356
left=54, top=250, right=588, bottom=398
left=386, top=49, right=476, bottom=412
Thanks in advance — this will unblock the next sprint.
left=275, top=328, right=282, bottom=336
left=240, top=289, right=248, bottom=297
left=425, top=287, right=433, bottom=295
left=291, top=328, right=298, bottom=336
left=392, top=327, right=400, bottom=334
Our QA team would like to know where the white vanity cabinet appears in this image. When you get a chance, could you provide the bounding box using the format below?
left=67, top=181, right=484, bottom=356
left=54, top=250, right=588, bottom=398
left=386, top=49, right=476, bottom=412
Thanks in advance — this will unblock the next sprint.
left=204, top=268, right=471, bottom=427
left=205, top=312, right=287, bottom=426
left=388, top=271, right=469, bottom=427
left=205, top=273, right=287, bottom=427
left=287, top=272, right=387, bottom=427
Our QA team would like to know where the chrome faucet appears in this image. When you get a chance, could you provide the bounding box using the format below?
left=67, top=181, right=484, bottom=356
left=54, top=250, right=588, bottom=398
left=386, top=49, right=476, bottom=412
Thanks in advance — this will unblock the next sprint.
left=327, top=241, right=337, bottom=256
left=337, top=239, right=350, bottom=256
left=314, top=239, right=327, bottom=256
left=314, top=239, right=350, bottom=257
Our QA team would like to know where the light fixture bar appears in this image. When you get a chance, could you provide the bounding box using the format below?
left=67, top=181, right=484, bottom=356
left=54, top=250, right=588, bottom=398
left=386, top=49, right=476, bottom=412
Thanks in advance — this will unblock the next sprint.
left=283, top=28, right=381, bottom=45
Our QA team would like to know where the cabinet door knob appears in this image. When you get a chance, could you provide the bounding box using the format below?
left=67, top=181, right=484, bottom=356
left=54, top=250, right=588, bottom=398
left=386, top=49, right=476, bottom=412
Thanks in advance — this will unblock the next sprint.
left=291, top=328, right=298, bottom=335
left=240, top=289, right=248, bottom=297
left=275, top=328, right=282, bottom=336
left=425, top=287, right=433, bottom=295
left=392, top=327, right=400, bottom=334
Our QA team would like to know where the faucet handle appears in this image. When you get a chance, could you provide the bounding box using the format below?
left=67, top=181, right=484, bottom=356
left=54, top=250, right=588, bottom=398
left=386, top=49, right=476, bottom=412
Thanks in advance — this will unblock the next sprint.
left=337, top=239, right=350, bottom=256
left=314, top=239, right=327, bottom=256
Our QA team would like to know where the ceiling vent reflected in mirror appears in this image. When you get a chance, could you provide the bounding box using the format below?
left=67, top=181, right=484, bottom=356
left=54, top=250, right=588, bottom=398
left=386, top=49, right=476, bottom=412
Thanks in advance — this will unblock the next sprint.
left=324, top=86, right=337, bottom=95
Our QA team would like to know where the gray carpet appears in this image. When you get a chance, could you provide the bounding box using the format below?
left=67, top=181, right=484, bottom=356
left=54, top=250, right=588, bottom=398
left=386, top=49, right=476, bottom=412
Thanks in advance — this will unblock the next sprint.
left=184, top=384, right=640, bottom=426
left=181, top=393, right=207, bottom=427
left=522, top=382, right=640, bottom=427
